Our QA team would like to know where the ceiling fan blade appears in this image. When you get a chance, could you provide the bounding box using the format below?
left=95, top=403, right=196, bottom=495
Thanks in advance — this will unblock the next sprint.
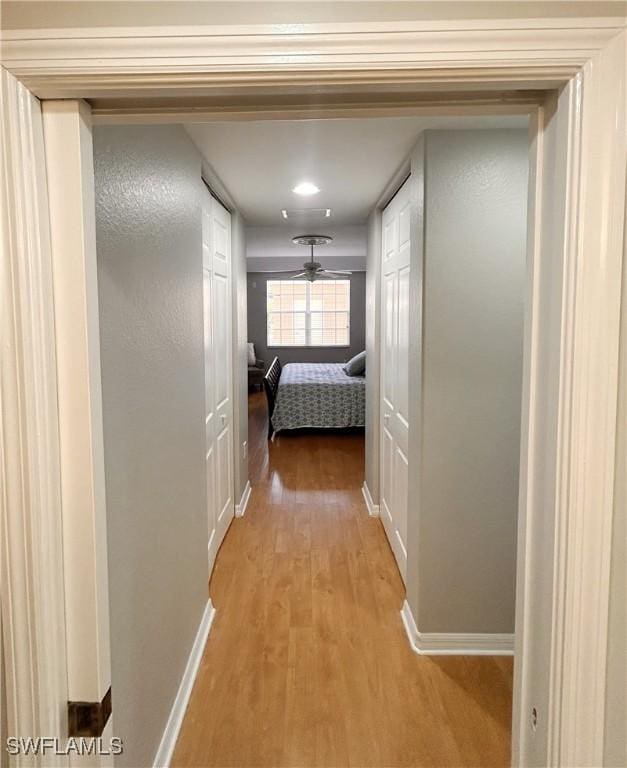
left=320, top=269, right=353, bottom=276
left=288, top=272, right=308, bottom=279
left=256, top=269, right=301, bottom=273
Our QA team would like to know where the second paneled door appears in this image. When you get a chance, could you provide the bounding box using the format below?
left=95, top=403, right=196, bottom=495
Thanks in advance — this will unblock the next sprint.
left=380, top=178, right=411, bottom=583
left=203, top=189, right=234, bottom=575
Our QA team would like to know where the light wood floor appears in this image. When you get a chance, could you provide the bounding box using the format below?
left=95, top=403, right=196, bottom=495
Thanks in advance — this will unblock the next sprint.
left=172, top=392, right=513, bottom=768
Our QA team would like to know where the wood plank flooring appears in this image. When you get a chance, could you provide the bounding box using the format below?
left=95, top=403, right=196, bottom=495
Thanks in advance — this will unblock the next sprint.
left=172, top=392, right=513, bottom=767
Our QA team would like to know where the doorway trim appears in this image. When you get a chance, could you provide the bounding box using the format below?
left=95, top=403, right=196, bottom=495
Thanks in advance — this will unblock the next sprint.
left=2, top=15, right=625, bottom=768
left=1, top=17, right=623, bottom=99
left=1, top=69, right=69, bottom=751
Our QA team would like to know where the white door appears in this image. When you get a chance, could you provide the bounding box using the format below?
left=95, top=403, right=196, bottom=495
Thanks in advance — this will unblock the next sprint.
left=203, top=190, right=234, bottom=574
left=380, top=178, right=411, bottom=582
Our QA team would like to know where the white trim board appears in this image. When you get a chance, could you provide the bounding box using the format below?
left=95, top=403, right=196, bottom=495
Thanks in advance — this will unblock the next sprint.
left=2, top=22, right=622, bottom=99
left=153, top=599, right=216, bottom=768
left=361, top=482, right=380, bottom=517
left=1, top=68, right=69, bottom=744
left=235, top=480, right=251, bottom=518
left=43, top=97, right=112, bottom=704
left=401, top=600, right=514, bottom=656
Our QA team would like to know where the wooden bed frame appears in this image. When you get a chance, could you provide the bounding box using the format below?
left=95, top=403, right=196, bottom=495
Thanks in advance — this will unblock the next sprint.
left=263, top=356, right=282, bottom=439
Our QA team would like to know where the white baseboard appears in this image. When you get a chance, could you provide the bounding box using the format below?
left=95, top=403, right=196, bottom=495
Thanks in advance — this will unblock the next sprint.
left=361, top=481, right=380, bottom=517
left=401, top=599, right=514, bottom=656
left=235, top=480, right=251, bottom=518
left=153, top=599, right=216, bottom=767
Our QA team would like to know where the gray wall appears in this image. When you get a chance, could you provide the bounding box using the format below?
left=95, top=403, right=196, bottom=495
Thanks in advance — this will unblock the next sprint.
left=406, top=133, right=426, bottom=620
left=246, top=271, right=366, bottom=366
left=94, top=125, right=208, bottom=768
left=364, top=210, right=382, bottom=500
left=232, top=212, right=249, bottom=500
left=414, top=129, right=528, bottom=633
left=247, top=255, right=366, bottom=272
left=604, top=195, right=627, bottom=767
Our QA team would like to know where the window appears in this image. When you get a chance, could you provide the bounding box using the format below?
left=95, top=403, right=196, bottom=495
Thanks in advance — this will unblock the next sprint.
left=267, top=279, right=350, bottom=347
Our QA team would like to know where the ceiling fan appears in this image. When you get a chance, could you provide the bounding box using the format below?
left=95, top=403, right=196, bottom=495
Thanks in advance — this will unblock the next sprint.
left=260, top=235, right=352, bottom=282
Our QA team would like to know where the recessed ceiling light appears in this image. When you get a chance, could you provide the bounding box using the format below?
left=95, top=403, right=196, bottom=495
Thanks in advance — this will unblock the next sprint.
left=292, top=181, right=320, bottom=196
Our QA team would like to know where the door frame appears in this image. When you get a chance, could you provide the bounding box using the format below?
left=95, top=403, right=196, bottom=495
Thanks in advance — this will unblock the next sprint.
left=379, top=176, right=412, bottom=584
left=203, top=189, right=236, bottom=575
left=2, top=15, right=625, bottom=768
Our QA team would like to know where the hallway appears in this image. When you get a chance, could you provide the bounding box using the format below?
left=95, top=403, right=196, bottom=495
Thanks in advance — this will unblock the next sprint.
left=172, top=393, right=513, bottom=767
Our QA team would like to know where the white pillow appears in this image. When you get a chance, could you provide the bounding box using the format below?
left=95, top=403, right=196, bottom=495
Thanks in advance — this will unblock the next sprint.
left=247, top=342, right=256, bottom=365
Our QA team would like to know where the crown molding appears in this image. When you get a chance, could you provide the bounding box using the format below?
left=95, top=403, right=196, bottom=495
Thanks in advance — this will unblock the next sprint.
left=1, top=20, right=623, bottom=98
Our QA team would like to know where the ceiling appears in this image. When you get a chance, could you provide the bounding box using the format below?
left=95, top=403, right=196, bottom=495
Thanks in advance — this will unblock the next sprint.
left=185, top=115, right=527, bottom=229
left=4, top=1, right=624, bottom=29
left=185, top=114, right=527, bottom=266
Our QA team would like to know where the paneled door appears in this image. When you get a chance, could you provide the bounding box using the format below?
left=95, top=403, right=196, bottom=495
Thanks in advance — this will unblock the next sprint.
left=203, top=189, right=234, bottom=575
left=380, top=178, right=411, bottom=582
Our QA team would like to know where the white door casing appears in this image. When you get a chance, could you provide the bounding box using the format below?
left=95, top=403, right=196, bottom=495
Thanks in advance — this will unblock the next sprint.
left=203, top=189, right=234, bottom=574
left=380, top=178, right=411, bottom=582
left=1, top=69, right=69, bottom=762
left=41, top=99, right=112, bottom=715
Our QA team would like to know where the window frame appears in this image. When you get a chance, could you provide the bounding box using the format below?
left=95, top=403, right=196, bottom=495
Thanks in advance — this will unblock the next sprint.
left=266, top=278, right=351, bottom=349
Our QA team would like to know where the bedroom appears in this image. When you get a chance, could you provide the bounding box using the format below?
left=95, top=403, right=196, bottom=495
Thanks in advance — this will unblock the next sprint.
left=90, top=113, right=529, bottom=766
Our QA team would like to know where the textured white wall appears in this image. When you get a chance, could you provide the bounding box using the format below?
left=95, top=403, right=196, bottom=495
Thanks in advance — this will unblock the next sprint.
left=94, top=125, right=208, bottom=768
left=416, top=129, right=528, bottom=633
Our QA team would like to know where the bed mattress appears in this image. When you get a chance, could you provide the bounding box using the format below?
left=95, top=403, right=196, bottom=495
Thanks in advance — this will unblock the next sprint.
left=271, top=362, right=365, bottom=432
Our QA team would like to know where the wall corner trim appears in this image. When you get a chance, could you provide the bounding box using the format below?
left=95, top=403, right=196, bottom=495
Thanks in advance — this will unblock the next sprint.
left=361, top=482, right=380, bottom=517
left=153, top=599, right=216, bottom=768
left=235, top=480, right=252, bottom=518
left=400, top=600, right=514, bottom=656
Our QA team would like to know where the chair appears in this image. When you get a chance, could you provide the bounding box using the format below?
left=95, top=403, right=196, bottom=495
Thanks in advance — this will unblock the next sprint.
left=247, top=342, right=265, bottom=391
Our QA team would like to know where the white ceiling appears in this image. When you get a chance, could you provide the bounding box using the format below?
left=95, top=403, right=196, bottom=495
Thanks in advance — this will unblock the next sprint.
left=185, top=114, right=527, bottom=266
left=185, top=115, right=527, bottom=228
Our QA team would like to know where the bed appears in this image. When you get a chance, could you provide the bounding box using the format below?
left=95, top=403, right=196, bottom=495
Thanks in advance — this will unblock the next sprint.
left=263, top=357, right=365, bottom=437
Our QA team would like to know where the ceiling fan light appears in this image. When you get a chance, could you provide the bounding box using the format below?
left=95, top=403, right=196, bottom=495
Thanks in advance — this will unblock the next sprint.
left=291, top=235, right=333, bottom=246
left=290, top=235, right=335, bottom=282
